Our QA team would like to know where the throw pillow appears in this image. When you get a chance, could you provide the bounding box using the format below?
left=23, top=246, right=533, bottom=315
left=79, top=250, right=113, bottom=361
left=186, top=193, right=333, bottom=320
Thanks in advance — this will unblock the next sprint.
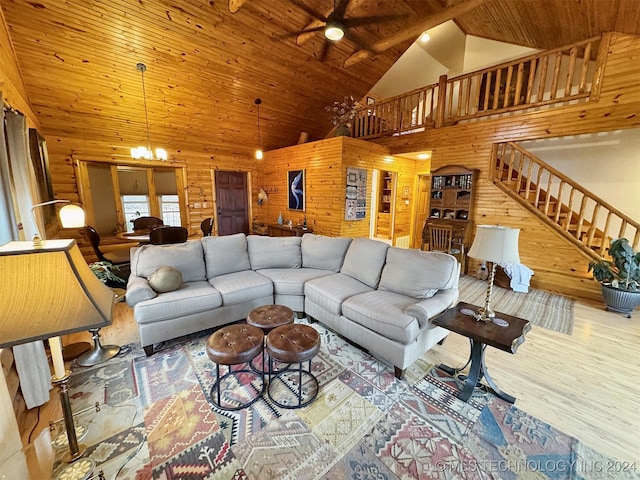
left=148, top=266, right=183, bottom=293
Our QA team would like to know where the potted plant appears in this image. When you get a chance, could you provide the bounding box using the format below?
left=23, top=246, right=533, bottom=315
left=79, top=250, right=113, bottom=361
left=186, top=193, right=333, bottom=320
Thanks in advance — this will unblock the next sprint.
left=325, top=95, right=359, bottom=136
left=588, top=237, right=640, bottom=317
left=89, top=261, right=127, bottom=288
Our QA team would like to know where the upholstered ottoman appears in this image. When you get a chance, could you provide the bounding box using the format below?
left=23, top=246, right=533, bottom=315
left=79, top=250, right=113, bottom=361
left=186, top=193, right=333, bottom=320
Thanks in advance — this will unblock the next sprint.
left=266, top=324, right=320, bottom=408
left=206, top=324, right=265, bottom=411
left=247, top=304, right=295, bottom=373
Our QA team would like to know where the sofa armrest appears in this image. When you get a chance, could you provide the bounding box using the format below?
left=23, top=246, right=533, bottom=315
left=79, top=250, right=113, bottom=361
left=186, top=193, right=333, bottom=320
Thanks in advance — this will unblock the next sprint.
left=404, top=288, right=459, bottom=328
left=126, top=275, right=157, bottom=307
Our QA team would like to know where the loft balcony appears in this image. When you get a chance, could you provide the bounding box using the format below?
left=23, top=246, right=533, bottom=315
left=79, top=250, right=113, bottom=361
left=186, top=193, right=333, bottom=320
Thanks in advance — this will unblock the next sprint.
left=352, top=36, right=604, bottom=139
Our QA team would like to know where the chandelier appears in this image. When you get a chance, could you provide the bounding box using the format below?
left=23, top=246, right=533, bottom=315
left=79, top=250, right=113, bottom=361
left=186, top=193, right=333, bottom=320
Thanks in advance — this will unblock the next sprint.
left=131, top=63, right=167, bottom=161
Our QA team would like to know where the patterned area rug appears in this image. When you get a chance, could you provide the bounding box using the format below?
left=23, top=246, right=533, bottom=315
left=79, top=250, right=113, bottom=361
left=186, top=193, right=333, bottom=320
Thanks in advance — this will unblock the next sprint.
left=458, top=275, right=575, bottom=335
left=67, top=320, right=631, bottom=480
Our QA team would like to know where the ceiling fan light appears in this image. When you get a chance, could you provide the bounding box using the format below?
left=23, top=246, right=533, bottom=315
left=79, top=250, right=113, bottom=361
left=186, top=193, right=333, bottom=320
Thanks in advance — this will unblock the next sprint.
left=325, top=21, right=345, bottom=41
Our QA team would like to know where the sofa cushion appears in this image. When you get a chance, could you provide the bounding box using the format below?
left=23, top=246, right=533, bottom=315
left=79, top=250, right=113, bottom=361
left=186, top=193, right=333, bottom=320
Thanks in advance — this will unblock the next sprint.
left=247, top=235, right=302, bottom=270
left=148, top=266, right=183, bottom=293
left=342, top=290, right=420, bottom=344
left=202, top=233, right=251, bottom=278
left=257, top=268, right=334, bottom=295
left=340, top=238, right=389, bottom=288
left=379, top=249, right=459, bottom=299
left=208, top=270, right=273, bottom=306
left=134, top=281, right=222, bottom=324
left=301, top=234, right=352, bottom=272
left=131, top=240, right=206, bottom=282
left=304, top=273, right=373, bottom=316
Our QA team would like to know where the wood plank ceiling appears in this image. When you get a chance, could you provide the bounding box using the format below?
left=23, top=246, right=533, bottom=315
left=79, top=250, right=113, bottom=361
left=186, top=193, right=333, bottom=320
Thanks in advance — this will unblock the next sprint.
left=2, top=0, right=639, bottom=158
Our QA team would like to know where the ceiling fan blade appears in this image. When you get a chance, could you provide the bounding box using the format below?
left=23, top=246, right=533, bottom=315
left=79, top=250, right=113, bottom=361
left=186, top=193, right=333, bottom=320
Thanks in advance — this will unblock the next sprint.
left=289, top=0, right=327, bottom=22
left=333, top=0, right=351, bottom=20
left=342, top=14, right=409, bottom=28
left=318, top=41, right=331, bottom=62
left=342, top=29, right=369, bottom=51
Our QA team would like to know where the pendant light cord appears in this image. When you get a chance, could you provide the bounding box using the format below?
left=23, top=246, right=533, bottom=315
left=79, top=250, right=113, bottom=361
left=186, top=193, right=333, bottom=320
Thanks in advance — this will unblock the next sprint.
left=255, top=98, right=262, bottom=146
left=137, top=63, right=152, bottom=152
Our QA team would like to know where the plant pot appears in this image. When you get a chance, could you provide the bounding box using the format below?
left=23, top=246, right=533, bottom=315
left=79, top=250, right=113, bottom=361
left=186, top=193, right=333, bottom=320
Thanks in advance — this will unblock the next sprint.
left=601, top=284, right=640, bottom=318
left=334, top=124, right=351, bottom=137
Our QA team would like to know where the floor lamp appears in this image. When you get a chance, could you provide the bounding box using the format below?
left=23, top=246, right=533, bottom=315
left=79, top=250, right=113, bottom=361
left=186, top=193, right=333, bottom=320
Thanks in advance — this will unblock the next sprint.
left=31, top=200, right=93, bottom=361
left=0, top=239, right=114, bottom=480
left=467, top=225, right=521, bottom=325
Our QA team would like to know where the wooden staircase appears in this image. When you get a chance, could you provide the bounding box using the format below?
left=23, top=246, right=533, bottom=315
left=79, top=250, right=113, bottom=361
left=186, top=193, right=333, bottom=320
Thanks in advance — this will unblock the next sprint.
left=491, top=142, right=639, bottom=261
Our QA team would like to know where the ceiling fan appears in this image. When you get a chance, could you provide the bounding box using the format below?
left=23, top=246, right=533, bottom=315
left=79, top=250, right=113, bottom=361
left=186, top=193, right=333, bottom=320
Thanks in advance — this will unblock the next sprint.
left=291, top=0, right=405, bottom=60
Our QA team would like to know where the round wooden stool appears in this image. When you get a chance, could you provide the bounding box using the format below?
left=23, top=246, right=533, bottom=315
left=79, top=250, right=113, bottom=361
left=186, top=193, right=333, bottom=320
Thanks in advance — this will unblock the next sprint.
left=266, top=324, right=320, bottom=409
left=206, top=324, right=265, bottom=411
left=247, top=305, right=295, bottom=373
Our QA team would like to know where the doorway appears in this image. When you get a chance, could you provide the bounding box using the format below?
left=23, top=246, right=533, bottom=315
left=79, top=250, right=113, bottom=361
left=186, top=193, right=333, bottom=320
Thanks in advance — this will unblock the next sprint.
left=215, top=171, right=249, bottom=236
left=412, top=175, right=431, bottom=249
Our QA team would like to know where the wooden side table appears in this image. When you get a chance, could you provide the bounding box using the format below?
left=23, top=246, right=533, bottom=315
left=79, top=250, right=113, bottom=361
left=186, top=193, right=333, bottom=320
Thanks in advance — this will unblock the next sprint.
left=432, top=301, right=531, bottom=403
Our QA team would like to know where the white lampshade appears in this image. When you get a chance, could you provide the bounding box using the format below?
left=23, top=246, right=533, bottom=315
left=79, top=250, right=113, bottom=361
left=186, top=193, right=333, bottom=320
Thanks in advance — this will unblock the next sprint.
left=59, top=204, right=85, bottom=228
left=0, top=240, right=114, bottom=348
left=468, top=225, right=521, bottom=264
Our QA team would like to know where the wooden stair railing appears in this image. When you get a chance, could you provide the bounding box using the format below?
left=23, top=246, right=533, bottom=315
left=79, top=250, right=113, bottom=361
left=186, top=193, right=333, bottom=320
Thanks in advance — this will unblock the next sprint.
left=491, top=142, right=639, bottom=260
left=353, top=35, right=606, bottom=140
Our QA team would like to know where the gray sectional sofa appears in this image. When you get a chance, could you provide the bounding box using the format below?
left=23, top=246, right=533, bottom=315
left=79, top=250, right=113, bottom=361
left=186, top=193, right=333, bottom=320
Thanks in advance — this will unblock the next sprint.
left=126, top=233, right=460, bottom=378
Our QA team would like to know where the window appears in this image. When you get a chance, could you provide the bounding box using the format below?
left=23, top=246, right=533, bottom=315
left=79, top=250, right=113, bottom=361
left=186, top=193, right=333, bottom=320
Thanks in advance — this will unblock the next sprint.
left=159, top=194, right=180, bottom=225
left=122, top=195, right=150, bottom=232
left=79, top=161, right=186, bottom=237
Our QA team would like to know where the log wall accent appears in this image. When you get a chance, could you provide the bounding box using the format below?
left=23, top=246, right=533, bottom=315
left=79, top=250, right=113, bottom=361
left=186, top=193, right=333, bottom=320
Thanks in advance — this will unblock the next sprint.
left=253, top=136, right=416, bottom=242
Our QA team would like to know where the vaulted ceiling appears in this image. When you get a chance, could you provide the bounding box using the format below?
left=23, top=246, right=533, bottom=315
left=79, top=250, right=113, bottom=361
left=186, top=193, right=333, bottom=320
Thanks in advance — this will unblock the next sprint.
left=2, top=0, right=639, bottom=158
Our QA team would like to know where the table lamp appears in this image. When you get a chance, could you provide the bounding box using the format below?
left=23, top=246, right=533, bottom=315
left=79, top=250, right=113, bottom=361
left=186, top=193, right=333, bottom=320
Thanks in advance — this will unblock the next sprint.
left=467, top=225, right=521, bottom=324
left=0, top=240, right=114, bottom=478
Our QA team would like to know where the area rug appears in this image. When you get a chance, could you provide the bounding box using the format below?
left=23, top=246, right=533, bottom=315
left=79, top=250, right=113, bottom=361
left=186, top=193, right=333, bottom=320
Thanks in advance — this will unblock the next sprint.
left=458, top=275, right=575, bottom=335
left=63, top=319, right=631, bottom=480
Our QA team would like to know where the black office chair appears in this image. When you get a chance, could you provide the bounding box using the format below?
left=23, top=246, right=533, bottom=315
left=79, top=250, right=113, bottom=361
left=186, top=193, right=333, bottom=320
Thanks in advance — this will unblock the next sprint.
left=149, top=226, right=189, bottom=245
left=201, top=217, right=214, bottom=236
left=84, top=225, right=130, bottom=265
left=132, top=216, right=164, bottom=232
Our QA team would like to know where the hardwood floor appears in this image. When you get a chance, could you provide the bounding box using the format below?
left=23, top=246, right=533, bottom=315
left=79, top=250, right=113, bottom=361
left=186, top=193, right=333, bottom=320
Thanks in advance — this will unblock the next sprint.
left=19, top=297, right=639, bottom=464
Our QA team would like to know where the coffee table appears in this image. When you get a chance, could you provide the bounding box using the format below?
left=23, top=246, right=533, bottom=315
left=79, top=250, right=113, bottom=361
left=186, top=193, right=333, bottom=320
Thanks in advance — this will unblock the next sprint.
left=432, top=301, right=531, bottom=403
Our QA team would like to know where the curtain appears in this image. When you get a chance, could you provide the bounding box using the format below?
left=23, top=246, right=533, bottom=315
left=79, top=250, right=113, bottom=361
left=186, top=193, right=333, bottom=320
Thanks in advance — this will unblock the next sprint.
left=0, top=101, right=19, bottom=245
left=5, top=110, right=41, bottom=240
left=2, top=105, right=51, bottom=410
left=0, top=94, right=23, bottom=466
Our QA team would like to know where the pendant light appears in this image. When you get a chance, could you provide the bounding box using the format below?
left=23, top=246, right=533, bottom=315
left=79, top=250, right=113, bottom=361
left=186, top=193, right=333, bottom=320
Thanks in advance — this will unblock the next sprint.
left=255, top=98, right=263, bottom=160
left=131, top=63, right=168, bottom=161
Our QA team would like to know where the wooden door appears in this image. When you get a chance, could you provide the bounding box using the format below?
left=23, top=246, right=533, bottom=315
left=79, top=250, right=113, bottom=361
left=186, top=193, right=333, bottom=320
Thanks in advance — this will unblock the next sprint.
left=215, top=171, right=249, bottom=236
left=412, top=175, right=431, bottom=249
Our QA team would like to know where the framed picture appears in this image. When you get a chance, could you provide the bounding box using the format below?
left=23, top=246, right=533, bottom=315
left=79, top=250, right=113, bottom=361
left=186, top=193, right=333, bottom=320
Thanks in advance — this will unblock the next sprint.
left=366, top=96, right=375, bottom=105
left=288, top=169, right=305, bottom=211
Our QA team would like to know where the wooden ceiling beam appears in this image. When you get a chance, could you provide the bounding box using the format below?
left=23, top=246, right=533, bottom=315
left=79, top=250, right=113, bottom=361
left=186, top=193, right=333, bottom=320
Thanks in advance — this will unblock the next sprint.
left=344, top=0, right=487, bottom=68
left=229, top=0, right=249, bottom=14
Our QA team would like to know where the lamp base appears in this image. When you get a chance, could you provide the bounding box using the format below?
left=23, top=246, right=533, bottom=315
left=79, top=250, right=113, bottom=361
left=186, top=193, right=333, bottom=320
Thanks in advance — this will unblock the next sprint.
left=76, top=329, right=120, bottom=367
left=476, top=307, right=495, bottom=321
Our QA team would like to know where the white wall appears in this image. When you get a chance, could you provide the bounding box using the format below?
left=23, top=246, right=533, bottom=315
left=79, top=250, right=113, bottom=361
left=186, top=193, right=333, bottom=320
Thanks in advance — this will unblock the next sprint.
left=463, top=35, right=539, bottom=73
left=370, top=43, right=448, bottom=98
left=520, top=130, right=640, bottom=223
left=370, top=22, right=540, bottom=100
